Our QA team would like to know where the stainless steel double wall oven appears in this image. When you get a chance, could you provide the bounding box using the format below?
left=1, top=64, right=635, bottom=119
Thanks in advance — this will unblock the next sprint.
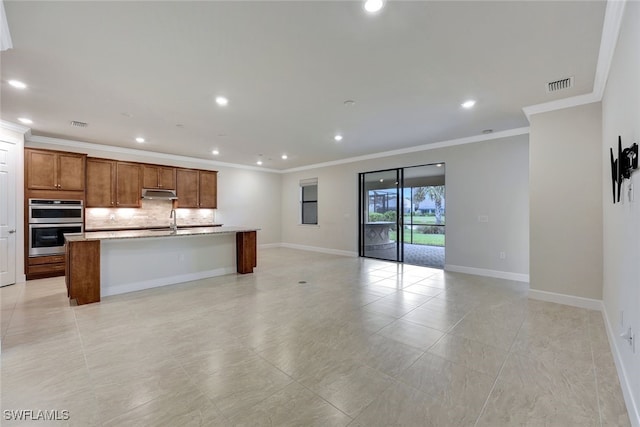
left=28, top=199, right=83, bottom=257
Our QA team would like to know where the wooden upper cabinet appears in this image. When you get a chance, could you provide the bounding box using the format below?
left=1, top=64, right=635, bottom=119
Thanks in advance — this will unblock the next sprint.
left=175, top=168, right=199, bottom=208
left=26, top=148, right=86, bottom=191
left=115, top=162, right=142, bottom=207
left=86, top=159, right=116, bottom=207
left=199, top=171, right=217, bottom=209
left=175, top=169, right=217, bottom=208
left=143, top=165, right=176, bottom=190
left=86, top=159, right=141, bottom=207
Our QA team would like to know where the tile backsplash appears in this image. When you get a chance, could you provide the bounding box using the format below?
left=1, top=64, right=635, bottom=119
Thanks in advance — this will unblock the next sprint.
left=86, top=199, right=216, bottom=230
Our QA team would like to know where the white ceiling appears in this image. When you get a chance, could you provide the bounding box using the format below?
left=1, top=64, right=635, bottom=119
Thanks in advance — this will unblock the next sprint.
left=1, top=1, right=606, bottom=170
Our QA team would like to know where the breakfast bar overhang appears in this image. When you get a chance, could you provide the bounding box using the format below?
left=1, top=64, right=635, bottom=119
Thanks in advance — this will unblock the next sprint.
left=65, top=227, right=259, bottom=305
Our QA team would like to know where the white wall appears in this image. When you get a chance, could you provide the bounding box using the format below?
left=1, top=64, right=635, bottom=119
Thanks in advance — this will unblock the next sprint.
left=24, top=137, right=282, bottom=246
left=602, top=1, right=640, bottom=423
left=529, top=103, right=603, bottom=301
left=281, top=134, right=530, bottom=279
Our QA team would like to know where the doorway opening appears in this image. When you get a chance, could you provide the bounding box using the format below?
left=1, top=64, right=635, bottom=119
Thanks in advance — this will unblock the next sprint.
left=358, top=163, right=445, bottom=268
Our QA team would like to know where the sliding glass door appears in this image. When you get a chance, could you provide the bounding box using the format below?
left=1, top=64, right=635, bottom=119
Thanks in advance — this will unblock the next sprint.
left=359, top=168, right=403, bottom=262
left=359, top=164, right=446, bottom=268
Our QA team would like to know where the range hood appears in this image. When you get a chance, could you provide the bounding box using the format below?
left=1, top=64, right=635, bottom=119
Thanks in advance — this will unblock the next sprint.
left=141, top=189, right=178, bottom=200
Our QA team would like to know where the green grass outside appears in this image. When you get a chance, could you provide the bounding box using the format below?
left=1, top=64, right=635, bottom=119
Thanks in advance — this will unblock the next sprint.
left=403, top=215, right=445, bottom=225
left=389, top=230, right=445, bottom=247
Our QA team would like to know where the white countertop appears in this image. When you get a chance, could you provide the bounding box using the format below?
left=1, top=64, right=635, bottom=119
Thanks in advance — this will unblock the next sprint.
left=66, top=226, right=259, bottom=242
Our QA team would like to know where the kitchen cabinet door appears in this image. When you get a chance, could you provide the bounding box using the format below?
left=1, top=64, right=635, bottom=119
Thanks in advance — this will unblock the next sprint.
left=26, top=149, right=58, bottom=190
left=26, top=149, right=86, bottom=191
left=58, top=153, right=86, bottom=190
left=158, top=167, right=176, bottom=190
left=142, top=165, right=160, bottom=189
left=116, top=162, right=142, bottom=207
left=86, top=159, right=116, bottom=207
left=199, top=171, right=217, bottom=208
left=175, top=169, right=199, bottom=208
left=143, top=165, right=176, bottom=190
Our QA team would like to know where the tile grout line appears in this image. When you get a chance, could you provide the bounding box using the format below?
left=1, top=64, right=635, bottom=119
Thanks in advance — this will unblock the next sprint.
left=472, top=309, right=527, bottom=427
left=587, top=314, right=605, bottom=427
left=70, top=305, right=104, bottom=427
left=0, top=282, right=25, bottom=342
left=253, top=350, right=354, bottom=422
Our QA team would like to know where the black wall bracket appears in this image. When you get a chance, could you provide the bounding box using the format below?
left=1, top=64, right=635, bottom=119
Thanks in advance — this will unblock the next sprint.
left=610, top=136, right=638, bottom=203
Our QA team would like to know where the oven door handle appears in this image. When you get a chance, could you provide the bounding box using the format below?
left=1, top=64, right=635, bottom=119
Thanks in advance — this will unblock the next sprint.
left=29, top=223, right=84, bottom=228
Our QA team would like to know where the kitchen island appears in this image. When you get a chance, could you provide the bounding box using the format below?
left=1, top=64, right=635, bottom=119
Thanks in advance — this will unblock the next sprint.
left=65, top=226, right=258, bottom=305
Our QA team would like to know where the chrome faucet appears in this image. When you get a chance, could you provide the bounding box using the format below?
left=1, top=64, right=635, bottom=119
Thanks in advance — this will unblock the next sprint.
left=169, top=208, right=177, bottom=232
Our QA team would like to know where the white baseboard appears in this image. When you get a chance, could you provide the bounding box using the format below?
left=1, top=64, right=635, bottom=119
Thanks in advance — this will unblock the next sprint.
left=527, top=289, right=603, bottom=311
left=444, top=264, right=529, bottom=282
left=280, top=243, right=357, bottom=257
left=101, top=267, right=236, bottom=297
left=602, top=306, right=640, bottom=427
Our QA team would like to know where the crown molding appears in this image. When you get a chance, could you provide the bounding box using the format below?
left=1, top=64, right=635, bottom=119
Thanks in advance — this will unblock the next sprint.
left=522, top=92, right=601, bottom=121
left=1, top=120, right=31, bottom=137
left=26, top=135, right=281, bottom=173
left=282, top=127, right=530, bottom=173
left=522, top=0, right=627, bottom=121
left=593, top=0, right=627, bottom=100
left=0, top=0, right=13, bottom=52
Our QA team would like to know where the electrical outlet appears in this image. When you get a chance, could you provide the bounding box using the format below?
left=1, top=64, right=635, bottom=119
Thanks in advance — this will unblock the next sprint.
left=499, top=251, right=506, bottom=260
left=621, top=327, right=634, bottom=350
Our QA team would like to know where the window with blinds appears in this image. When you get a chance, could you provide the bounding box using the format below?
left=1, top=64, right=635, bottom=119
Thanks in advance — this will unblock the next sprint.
left=300, top=178, right=318, bottom=225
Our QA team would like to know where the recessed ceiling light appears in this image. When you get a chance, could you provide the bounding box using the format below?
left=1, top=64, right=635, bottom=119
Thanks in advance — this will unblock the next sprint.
left=135, top=137, right=145, bottom=143
left=215, top=96, right=229, bottom=106
left=281, top=154, right=288, bottom=160
left=461, top=100, right=476, bottom=109
left=212, top=150, right=220, bottom=155
left=334, top=134, right=343, bottom=142
left=8, top=80, right=27, bottom=89
left=344, top=100, right=356, bottom=107
left=256, top=160, right=263, bottom=166
left=364, top=0, right=384, bottom=13
left=18, top=117, right=33, bottom=124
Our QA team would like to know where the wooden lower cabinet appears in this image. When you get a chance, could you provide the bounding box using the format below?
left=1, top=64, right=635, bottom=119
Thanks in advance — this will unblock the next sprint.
left=27, top=255, right=66, bottom=280
left=236, top=231, right=257, bottom=274
left=65, top=240, right=100, bottom=305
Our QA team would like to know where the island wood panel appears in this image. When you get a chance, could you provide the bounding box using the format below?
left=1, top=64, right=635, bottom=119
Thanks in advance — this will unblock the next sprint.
left=65, top=240, right=100, bottom=305
left=236, top=231, right=257, bottom=274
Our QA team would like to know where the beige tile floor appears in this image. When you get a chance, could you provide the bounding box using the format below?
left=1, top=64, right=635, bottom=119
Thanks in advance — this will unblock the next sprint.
left=0, top=248, right=631, bottom=426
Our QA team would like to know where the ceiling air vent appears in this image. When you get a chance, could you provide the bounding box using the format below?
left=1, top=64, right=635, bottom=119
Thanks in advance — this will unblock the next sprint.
left=546, top=77, right=574, bottom=93
left=70, top=120, right=88, bottom=128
